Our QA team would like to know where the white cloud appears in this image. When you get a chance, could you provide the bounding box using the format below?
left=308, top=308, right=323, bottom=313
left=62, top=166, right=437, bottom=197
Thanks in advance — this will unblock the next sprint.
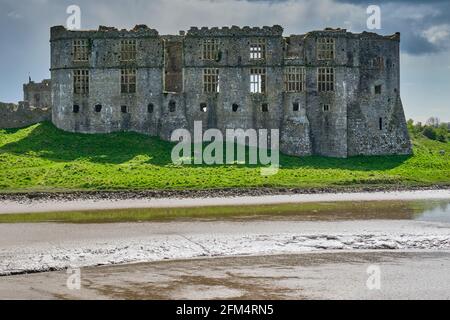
left=7, top=11, right=22, bottom=19
left=422, top=24, right=450, bottom=46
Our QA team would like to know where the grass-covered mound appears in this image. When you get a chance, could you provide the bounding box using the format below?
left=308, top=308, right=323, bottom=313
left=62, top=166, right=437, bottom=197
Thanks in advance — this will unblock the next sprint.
left=0, top=122, right=449, bottom=192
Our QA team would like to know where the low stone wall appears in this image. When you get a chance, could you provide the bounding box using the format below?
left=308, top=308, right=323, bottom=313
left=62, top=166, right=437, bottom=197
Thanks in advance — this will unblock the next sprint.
left=0, top=102, right=51, bottom=129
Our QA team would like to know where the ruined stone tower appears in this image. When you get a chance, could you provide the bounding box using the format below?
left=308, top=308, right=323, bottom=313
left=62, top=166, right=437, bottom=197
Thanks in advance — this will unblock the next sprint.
left=50, top=25, right=412, bottom=157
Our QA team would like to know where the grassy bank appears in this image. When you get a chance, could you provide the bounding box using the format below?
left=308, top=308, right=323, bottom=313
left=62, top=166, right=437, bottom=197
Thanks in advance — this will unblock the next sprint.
left=0, top=122, right=449, bottom=193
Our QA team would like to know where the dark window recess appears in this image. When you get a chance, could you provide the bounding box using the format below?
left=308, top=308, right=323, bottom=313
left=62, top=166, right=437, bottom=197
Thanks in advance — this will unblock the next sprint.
left=147, top=103, right=154, bottom=113
left=379, top=117, right=383, bottom=130
left=73, top=105, right=80, bottom=113
left=232, top=103, right=239, bottom=112
left=200, top=103, right=207, bottom=113
left=121, top=105, right=127, bottom=113
left=293, top=102, right=299, bottom=112
left=262, top=103, right=269, bottom=112
left=169, top=100, right=176, bottom=112
left=375, top=85, right=382, bottom=94
left=323, top=104, right=330, bottom=112
left=95, top=104, right=102, bottom=112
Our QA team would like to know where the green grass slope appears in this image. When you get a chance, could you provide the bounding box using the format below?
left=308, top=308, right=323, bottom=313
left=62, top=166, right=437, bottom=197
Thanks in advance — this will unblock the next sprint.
left=0, top=122, right=449, bottom=192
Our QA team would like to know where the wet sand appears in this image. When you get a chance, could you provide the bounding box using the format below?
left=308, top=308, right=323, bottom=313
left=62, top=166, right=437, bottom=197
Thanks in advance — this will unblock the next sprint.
left=2, top=251, right=450, bottom=300
left=1, top=189, right=450, bottom=214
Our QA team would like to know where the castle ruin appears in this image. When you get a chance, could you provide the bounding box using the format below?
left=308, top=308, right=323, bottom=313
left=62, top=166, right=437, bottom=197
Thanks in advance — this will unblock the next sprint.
left=50, top=25, right=412, bottom=157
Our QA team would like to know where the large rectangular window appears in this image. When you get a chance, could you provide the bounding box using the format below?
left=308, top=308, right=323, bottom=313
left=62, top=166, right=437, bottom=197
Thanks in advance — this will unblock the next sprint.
left=203, top=68, right=219, bottom=93
left=317, top=38, right=335, bottom=60
left=250, top=68, right=266, bottom=94
left=371, top=56, right=385, bottom=70
left=202, top=39, right=220, bottom=61
left=250, top=39, right=266, bottom=60
left=120, top=39, right=137, bottom=62
left=121, top=68, right=136, bottom=94
left=73, top=69, right=89, bottom=94
left=284, top=67, right=305, bottom=92
left=73, top=40, right=89, bottom=62
left=318, top=67, right=334, bottom=92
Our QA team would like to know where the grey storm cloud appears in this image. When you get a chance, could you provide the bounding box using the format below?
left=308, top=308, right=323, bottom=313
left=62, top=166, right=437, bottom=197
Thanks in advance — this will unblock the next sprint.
left=245, top=0, right=450, bottom=55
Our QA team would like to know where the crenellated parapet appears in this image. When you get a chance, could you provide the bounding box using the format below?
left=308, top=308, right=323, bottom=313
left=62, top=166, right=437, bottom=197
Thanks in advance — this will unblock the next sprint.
left=50, top=25, right=159, bottom=41
left=186, top=25, right=283, bottom=37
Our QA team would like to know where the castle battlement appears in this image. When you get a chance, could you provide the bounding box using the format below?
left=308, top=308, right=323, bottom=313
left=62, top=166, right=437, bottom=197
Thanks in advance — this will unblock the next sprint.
left=186, top=25, right=284, bottom=37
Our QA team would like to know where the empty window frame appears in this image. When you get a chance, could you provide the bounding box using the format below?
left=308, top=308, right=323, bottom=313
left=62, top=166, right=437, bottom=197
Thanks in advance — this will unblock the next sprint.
left=73, top=69, right=89, bottom=94
left=202, top=39, right=220, bottom=60
left=250, top=39, right=266, bottom=60
left=284, top=67, right=306, bottom=92
left=121, top=105, right=128, bottom=113
left=120, top=39, right=137, bottom=62
left=375, top=84, right=382, bottom=94
left=95, top=104, right=102, bottom=112
left=250, top=68, right=266, bottom=94
left=203, top=68, right=219, bottom=93
left=147, top=103, right=154, bottom=113
left=121, top=68, right=136, bottom=94
left=317, top=67, right=334, bottom=92
left=169, top=100, right=176, bottom=112
left=317, top=38, right=335, bottom=60
left=232, top=103, right=239, bottom=112
left=73, top=39, right=90, bottom=62
left=261, top=103, right=269, bottom=112
left=73, top=105, right=80, bottom=113
left=293, top=102, right=299, bottom=112
left=371, top=56, right=385, bottom=70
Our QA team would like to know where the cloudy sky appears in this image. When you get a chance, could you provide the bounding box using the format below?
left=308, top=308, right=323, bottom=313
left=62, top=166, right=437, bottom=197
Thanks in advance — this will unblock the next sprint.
left=0, top=0, right=449, bottom=122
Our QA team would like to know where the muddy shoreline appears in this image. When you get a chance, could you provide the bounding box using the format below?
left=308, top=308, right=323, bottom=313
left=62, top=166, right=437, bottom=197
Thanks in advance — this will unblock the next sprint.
left=1, top=184, right=449, bottom=203
left=3, top=252, right=450, bottom=299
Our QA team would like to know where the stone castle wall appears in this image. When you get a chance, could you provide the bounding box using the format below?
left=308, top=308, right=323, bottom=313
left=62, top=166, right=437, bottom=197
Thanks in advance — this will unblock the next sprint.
left=0, top=102, right=51, bottom=129
left=50, top=25, right=412, bottom=158
left=23, top=79, right=52, bottom=109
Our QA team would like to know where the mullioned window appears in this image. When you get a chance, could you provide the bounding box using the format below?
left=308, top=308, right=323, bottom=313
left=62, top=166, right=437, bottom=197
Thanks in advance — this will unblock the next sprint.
left=317, top=38, right=335, bottom=60
left=317, top=67, right=334, bottom=92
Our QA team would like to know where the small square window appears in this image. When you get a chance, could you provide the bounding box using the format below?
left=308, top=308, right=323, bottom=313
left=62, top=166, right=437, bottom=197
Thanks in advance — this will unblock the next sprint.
left=148, top=103, right=154, bottom=113
left=121, top=105, right=128, bottom=113
left=73, top=105, right=80, bottom=113
left=232, top=103, right=239, bottom=112
left=323, top=104, right=330, bottom=112
left=95, top=104, right=102, bottom=113
left=262, top=103, right=268, bottom=112
left=375, top=85, right=382, bottom=94
left=169, top=100, right=176, bottom=112
left=293, top=102, right=299, bottom=112
left=200, top=103, right=208, bottom=113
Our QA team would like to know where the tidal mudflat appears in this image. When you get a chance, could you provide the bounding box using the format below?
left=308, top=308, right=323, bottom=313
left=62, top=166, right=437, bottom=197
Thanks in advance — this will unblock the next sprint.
left=0, top=197, right=449, bottom=299
left=2, top=252, right=450, bottom=300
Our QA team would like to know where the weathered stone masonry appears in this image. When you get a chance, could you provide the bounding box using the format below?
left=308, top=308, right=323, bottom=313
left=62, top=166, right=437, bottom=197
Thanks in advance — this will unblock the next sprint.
left=0, top=79, right=52, bottom=129
left=50, top=25, right=412, bottom=158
